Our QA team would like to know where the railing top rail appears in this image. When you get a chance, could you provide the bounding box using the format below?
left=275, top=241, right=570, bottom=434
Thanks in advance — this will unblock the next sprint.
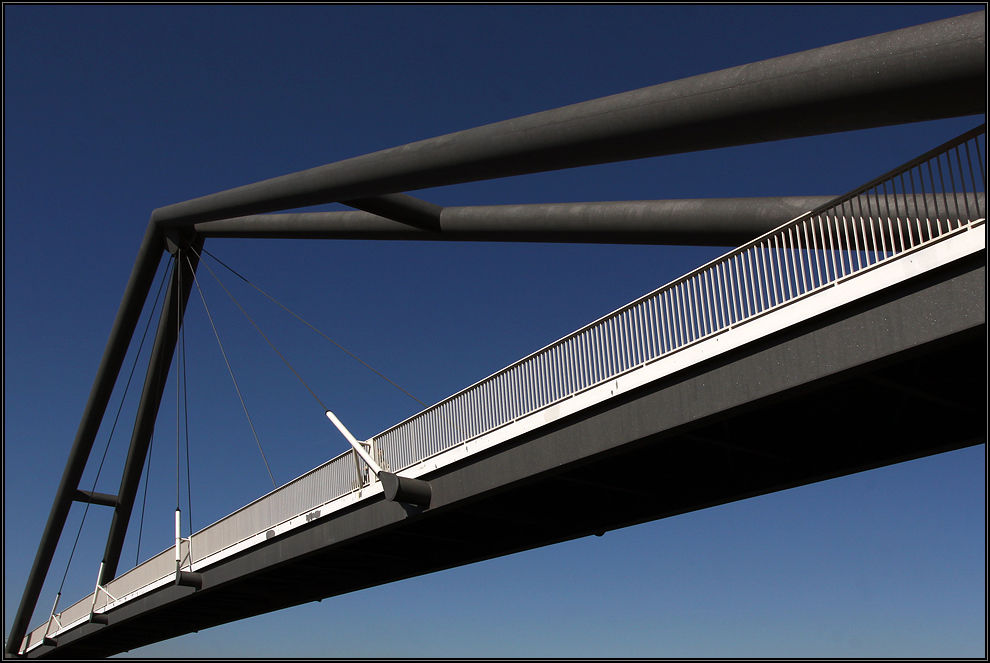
left=369, top=124, right=986, bottom=447
left=811, top=123, right=986, bottom=215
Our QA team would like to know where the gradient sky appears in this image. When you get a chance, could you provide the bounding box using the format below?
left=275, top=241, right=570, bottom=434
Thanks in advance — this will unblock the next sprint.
left=4, top=5, right=985, bottom=658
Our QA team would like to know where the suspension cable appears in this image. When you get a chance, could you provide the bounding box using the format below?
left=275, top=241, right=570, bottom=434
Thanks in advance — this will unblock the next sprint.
left=182, top=292, right=193, bottom=536
left=188, top=250, right=329, bottom=412
left=194, top=247, right=474, bottom=446
left=176, top=257, right=182, bottom=512
left=135, top=431, right=154, bottom=566
left=198, top=246, right=428, bottom=409
left=186, top=254, right=278, bottom=489
left=57, top=255, right=174, bottom=593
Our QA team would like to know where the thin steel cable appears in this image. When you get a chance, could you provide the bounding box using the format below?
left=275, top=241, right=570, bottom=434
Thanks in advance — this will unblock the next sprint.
left=176, top=258, right=182, bottom=512
left=182, top=301, right=193, bottom=536
left=190, top=251, right=328, bottom=412
left=186, top=254, right=278, bottom=490
left=195, top=248, right=484, bottom=461
left=135, top=432, right=154, bottom=566
left=198, top=246, right=428, bottom=409
left=139, top=263, right=180, bottom=566
left=54, top=255, right=173, bottom=592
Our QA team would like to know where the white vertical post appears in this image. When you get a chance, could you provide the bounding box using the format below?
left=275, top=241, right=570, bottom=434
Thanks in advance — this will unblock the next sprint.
left=90, top=561, right=105, bottom=616
left=174, top=509, right=181, bottom=570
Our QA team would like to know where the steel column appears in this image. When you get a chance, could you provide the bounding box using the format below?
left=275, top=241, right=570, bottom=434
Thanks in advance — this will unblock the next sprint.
left=5, top=220, right=166, bottom=658
left=98, top=235, right=204, bottom=585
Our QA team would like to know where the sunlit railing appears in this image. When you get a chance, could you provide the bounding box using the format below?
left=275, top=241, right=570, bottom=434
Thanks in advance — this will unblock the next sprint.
left=374, top=124, right=985, bottom=470
left=25, top=124, right=985, bottom=653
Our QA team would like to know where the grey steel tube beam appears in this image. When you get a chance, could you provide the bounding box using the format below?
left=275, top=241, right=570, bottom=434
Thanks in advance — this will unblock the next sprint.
left=99, top=236, right=204, bottom=585
left=5, top=220, right=166, bottom=659
left=342, top=193, right=442, bottom=232
left=193, top=197, right=836, bottom=244
left=200, top=195, right=990, bottom=246
left=74, top=490, right=119, bottom=508
left=153, top=12, right=985, bottom=227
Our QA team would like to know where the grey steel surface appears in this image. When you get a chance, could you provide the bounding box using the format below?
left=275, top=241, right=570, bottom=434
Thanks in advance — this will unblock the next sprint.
left=152, top=12, right=985, bottom=227
left=4, top=220, right=166, bottom=660
left=194, top=197, right=837, bottom=245
left=7, top=11, right=985, bottom=657
left=100, top=237, right=204, bottom=585
left=31, top=252, right=986, bottom=659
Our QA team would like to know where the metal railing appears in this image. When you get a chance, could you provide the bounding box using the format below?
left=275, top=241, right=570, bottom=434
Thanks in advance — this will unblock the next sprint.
left=374, top=124, right=985, bottom=470
left=26, top=124, right=985, bottom=652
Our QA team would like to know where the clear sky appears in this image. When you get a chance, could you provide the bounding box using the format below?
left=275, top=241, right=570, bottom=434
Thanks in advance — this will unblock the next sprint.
left=3, top=5, right=985, bottom=658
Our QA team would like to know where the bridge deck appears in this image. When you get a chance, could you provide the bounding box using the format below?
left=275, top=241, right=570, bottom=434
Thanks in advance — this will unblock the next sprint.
left=24, top=218, right=986, bottom=657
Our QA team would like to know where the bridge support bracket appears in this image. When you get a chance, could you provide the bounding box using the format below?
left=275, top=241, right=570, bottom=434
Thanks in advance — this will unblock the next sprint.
left=379, top=471, right=432, bottom=508
left=175, top=571, right=203, bottom=589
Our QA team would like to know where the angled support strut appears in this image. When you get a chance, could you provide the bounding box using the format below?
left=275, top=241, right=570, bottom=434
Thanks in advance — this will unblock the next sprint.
left=325, top=411, right=432, bottom=508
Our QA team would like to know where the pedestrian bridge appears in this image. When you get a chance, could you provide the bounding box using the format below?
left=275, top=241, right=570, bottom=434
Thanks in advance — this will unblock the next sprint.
left=18, top=125, right=986, bottom=658
left=8, top=12, right=986, bottom=657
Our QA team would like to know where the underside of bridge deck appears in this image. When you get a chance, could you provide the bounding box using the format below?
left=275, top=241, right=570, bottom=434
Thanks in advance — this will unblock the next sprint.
left=34, top=252, right=985, bottom=658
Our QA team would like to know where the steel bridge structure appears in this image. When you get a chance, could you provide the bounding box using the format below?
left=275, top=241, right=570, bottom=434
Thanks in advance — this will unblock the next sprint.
left=7, top=11, right=986, bottom=658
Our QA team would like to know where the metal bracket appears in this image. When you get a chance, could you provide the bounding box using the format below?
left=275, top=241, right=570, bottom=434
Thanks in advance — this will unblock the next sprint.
left=88, top=565, right=118, bottom=625
left=325, top=411, right=431, bottom=507
left=41, top=593, right=62, bottom=646
left=173, top=509, right=202, bottom=589
left=163, top=228, right=195, bottom=256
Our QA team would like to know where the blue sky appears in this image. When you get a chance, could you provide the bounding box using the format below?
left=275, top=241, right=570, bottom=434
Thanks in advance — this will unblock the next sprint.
left=4, top=5, right=985, bottom=658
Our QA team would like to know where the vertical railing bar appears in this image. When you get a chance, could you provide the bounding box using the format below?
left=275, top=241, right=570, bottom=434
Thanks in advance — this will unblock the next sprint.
left=946, top=145, right=961, bottom=229
left=672, top=285, right=683, bottom=348
left=806, top=216, right=821, bottom=290
left=882, top=179, right=896, bottom=256
left=936, top=152, right=950, bottom=234
left=852, top=197, right=866, bottom=271
left=633, top=302, right=644, bottom=364
left=864, top=187, right=880, bottom=265
left=920, top=160, right=935, bottom=240
left=954, top=143, right=973, bottom=224
left=740, top=248, right=753, bottom=316
left=778, top=228, right=791, bottom=303
left=839, top=204, right=853, bottom=276
left=907, top=167, right=922, bottom=246
left=767, top=233, right=780, bottom=307
left=680, top=281, right=691, bottom=344
left=651, top=294, right=661, bottom=359
left=622, top=310, right=632, bottom=371
left=731, top=253, right=743, bottom=323
left=759, top=240, right=771, bottom=311
left=740, top=252, right=752, bottom=318
left=691, top=275, right=702, bottom=339
left=792, top=224, right=806, bottom=296
left=698, top=271, right=711, bottom=337
left=962, top=139, right=979, bottom=219
left=926, top=158, right=942, bottom=236
left=600, top=321, right=610, bottom=383
left=895, top=172, right=911, bottom=250
left=711, top=263, right=724, bottom=330
left=976, top=135, right=987, bottom=210
left=704, top=269, right=718, bottom=333
left=683, top=279, right=695, bottom=343
left=815, top=214, right=831, bottom=285
left=663, top=288, right=677, bottom=352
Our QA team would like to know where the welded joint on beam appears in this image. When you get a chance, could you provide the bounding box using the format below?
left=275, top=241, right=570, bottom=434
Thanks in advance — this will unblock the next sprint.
left=163, top=227, right=196, bottom=255
left=73, top=489, right=118, bottom=508
left=341, top=193, right=443, bottom=233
